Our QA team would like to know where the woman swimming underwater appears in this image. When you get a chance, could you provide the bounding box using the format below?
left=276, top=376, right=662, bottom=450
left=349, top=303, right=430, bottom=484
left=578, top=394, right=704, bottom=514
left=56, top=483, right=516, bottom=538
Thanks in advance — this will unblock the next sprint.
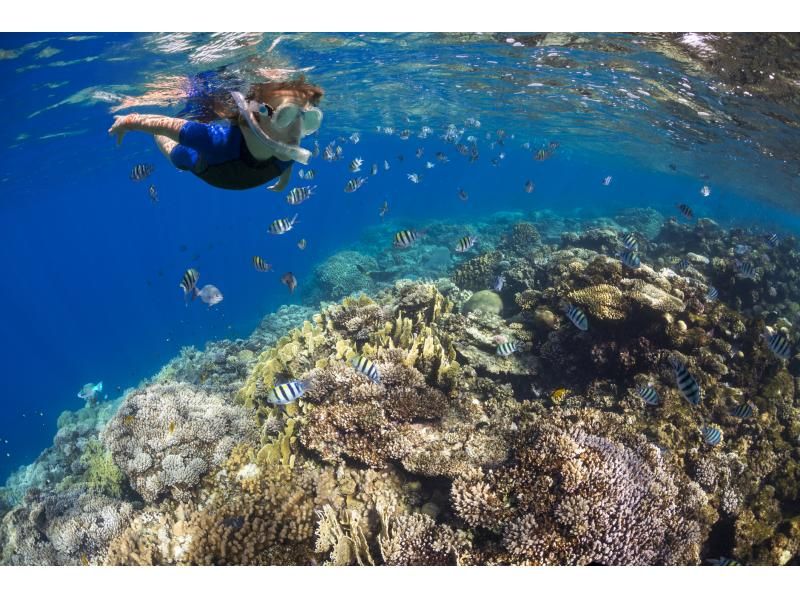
left=108, top=75, right=324, bottom=191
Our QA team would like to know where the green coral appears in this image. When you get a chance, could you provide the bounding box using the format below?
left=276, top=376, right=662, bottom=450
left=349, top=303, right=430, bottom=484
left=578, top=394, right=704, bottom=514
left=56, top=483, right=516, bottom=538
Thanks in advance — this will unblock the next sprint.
left=80, top=438, right=124, bottom=498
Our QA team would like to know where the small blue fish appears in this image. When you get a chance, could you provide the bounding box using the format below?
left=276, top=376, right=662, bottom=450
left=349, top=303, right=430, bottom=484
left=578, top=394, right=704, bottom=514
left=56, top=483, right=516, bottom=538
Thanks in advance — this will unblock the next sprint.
left=618, top=248, right=641, bottom=269
left=730, top=402, right=753, bottom=419
left=635, top=384, right=660, bottom=406
left=668, top=355, right=702, bottom=406
left=492, top=275, right=506, bottom=292
left=705, top=286, right=719, bottom=302
left=701, top=425, right=722, bottom=446
left=706, top=557, right=740, bottom=566
left=563, top=303, right=589, bottom=331
left=496, top=341, right=520, bottom=357
left=764, top=330, right=793, bottom=360
left=268, top=380, right=308, bottom=405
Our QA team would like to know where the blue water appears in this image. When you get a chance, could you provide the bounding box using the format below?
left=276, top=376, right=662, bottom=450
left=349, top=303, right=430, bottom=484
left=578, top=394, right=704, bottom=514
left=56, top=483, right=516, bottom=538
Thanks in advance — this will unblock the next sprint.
left=1, top=32, right=799, bottom=482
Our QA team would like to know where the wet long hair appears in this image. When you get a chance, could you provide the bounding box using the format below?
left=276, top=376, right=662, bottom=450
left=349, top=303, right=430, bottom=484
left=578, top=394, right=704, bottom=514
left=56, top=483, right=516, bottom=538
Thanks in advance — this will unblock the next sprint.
left=188, top=75, right=324, bottom=124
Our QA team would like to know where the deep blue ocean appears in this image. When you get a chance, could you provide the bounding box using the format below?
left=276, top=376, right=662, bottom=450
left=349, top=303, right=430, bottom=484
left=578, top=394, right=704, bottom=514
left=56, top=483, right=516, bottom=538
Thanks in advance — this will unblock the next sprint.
left=1, top=32, right=800, bottom=483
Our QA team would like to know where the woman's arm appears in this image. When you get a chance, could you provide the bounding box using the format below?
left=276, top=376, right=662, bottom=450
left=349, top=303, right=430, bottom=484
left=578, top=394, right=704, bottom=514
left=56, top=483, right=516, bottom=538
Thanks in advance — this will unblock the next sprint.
left=108, top=113, right=188, bottom=145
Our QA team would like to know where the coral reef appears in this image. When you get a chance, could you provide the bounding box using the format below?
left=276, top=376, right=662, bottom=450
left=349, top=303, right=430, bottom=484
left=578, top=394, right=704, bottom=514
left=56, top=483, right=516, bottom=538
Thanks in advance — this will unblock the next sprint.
left=312, top=250, right=379, bottom=302
left=102, top=383, right=258, bottom=503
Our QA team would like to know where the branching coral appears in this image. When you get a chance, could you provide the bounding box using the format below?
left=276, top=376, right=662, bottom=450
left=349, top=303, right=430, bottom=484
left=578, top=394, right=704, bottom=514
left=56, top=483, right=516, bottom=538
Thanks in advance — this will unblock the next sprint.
left=567, top=284, right=625, bottom=320
left=102, top=382, right=258, bottom=503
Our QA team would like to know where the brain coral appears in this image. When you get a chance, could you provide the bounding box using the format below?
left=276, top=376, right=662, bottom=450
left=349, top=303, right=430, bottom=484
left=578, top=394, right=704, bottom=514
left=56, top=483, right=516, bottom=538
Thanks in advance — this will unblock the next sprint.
left=102, top=382, right=258, bottom=503
left=450, top=413, right=712, bottom=565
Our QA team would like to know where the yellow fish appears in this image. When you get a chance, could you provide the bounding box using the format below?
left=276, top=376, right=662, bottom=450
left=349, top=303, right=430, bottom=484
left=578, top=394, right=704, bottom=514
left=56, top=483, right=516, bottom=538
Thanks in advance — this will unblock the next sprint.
left=122, top=415, right=135, bottom=427
left=551, top=388, right=569, bottom=401
left=80, top=554, right=89, bottom=566
left=168, top=421, right=176, bottom=435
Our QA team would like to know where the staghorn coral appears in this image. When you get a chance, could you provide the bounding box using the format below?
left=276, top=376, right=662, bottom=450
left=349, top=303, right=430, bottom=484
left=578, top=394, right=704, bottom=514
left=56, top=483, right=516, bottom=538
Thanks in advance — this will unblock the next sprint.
left=451, top=412, right=713, bottom=565
left=0, top=486, right=133, bottom=565
left=566, top=284, right=625, bottom=320
left=378, top=511, right=470, bottom=566
left=102, top=382, right=257, bottom=503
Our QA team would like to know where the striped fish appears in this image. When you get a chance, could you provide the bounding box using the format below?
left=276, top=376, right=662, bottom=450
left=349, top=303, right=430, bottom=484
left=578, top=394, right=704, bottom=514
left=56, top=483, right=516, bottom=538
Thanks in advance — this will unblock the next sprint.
left=601, top=175, right=613, bottom=186
left=352, top=355, right=380, bottom=383
left=312, top=140, right=320, bottom=157
left=621, top=232, right=638, bottom=251
left=731, top=402, right=753, bottom=419
left=130, top=163, right=154, bottom=181
left=407, top=173, right=420, bottom=183
left=563, top=303, right=589, bottom=331
left=349, top=157, right=363, bottom=172
left=618, top=248, right=641, bottom=269
left=268, top=214, right=299, bottom=234
left=344, top=177, right=366, bottom=193
left=676, top=258, right=690, bottom=270
left=706, top=557, right=740, bottom=566
left=705, top=286, right=719, bottom=302
left=534, top=148, right=548, bottom=161
left=456, top=143, right=469, bottom=156
left=287, top=185, right=316, bottom=205
left=496, top=342, right=519, bottom=357
left=298, top=169, right=315, bottom=180
left=252, top=256, right=271, bottom=272
left=701, top=425, right=722, bottom=446
left=677, top=203, right=694, bottom=219
left=267, top=380, right=308, bottom=405
left=455, top=236, right=477, bottom=253
left=179, top=268, right=199, bottom=298
left=765, top=233, right=779, bottom=247
left=669, top=355, right=701, bottom=406
left=765, top=330, right=793, bottom=359
left=399, top=129, right=411, bottom=140
left=734, top=260, right=758, bottom=280
left=636, top=384, right=660, bottom=406
left=323, top=145, right=336, bottom=161
left=393, top=229, right=421, bottom=249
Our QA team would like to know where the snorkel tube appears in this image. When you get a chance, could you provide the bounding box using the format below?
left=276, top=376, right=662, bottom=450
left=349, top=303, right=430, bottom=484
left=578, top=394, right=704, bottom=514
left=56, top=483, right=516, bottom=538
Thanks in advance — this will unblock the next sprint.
left=231, top=91, right=312, bottom=165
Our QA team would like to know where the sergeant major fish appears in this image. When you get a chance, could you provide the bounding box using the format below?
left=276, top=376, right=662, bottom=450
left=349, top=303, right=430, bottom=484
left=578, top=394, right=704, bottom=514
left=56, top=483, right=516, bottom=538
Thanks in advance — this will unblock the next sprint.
left=252, top=256, right=272, bottom=272
left=269, top=214, right=299, bottom=234
left=287, top=186, right=316, bottom=205
left=352, top=355, right=380, bottom=383
left=496, top=341, right=520, bottom=357
left=563, top=303, right=589, bottom=331
left=455, top=235, right=477, bottom=253
left=635, top=384, right=660, bottom=406
left=344, top=177, right=366, bottom=193
left=393, top=229, right=422, bottom=249
left=268, top=380, right=308, bottom=405
left=701, top=425, right=722, bottom=446
left=618, top=248, right=641, bottom=269
left=349, top=157, right=363, bottom=172
left=602, top=176, right=613, bottom=186
left=130, top=163, right=154, bottom=181
left=668, top=355, right=702, bottom=406
left=180, top=268, right=200, bottom=300
left=764, top=329, right=793, bottom=360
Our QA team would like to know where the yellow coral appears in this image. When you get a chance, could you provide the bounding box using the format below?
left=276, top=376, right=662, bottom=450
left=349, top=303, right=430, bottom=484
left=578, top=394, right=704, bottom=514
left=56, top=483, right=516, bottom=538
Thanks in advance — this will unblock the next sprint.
left=567, top=284, right=626, bottom=320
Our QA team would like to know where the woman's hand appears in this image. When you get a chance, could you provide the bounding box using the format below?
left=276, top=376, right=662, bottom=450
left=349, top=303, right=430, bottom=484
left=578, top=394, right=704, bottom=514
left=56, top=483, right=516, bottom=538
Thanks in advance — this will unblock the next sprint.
left=108, top=114, right=138, bottom=145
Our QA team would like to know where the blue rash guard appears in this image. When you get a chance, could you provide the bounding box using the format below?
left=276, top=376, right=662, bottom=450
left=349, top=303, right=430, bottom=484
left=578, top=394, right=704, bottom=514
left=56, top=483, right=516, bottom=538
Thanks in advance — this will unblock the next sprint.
left=169, top=120, right=294, bottom=190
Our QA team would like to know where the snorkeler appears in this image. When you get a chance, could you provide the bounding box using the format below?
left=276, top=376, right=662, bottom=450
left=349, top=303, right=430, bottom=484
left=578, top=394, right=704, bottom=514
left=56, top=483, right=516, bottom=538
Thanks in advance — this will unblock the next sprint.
left=108, top=76, right=324, bottom=191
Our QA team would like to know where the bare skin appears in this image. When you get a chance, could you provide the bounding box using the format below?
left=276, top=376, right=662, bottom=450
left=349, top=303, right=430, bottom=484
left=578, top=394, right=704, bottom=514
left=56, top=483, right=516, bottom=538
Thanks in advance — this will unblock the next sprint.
left=108, top=90, right=316, bottom=192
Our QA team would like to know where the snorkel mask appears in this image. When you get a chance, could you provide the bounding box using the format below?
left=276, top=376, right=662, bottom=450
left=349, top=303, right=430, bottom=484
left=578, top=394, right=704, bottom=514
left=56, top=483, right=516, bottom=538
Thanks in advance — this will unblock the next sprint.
left=231, top=91, right=320, bottom=165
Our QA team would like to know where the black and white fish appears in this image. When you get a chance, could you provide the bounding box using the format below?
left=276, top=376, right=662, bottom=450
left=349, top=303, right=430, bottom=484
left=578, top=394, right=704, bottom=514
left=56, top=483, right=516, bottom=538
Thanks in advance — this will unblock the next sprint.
left=323, top=145, right=336, bottom=161
left=268, top=214, right=299, bottom=234
left=492, top=275, right=505, bottom=292
left=533, top=148, right=548, bottom=161
left=252, top=256, right=272, bottom=272
left=349, top=157, right=363, bottom=173
left=734, top=260, right=758, bottom=280
left=148, top=184, right=158, bottom=203
left=765, top=233, right=779, bottom=247
left=731, top=402, right=753, bottom=419
left=298, top=169, right=315, bottom=180
left=464, top=117, right=480, bottom=128
left=371, top=164, right=378, bottom=176
left=700, top=185, right=711, bottom=197
left=668, top=355, right=702, bottom=406
left=344, top=177, right=367, bottom=193
left=287, top=185, right=316, bottom=205
left=399, top=129, right=411, bottom=140
left=621, top=232, right=638, bottom=251
left=349, top=132, right=360, bottom=144
left=496, top=341, right=520, bottom=357
left=701, top=425, right=722, bottom=446
left=636, top=384, right=660, bottom=406
left=393, top=229, right=422, bottom=248
left=268, top=380, right=308, bottom=405
left=335, top=145, right=344, bottom=159
left=407, top=173, right=420, bottom=183
left=676, top=257, right=690, bottom=270
left=764, top=329, right=793, bottom=359
left=602, top=175, right=613, bottom=186
left=425, top=161, right=435, bottom=169
left=524, top=180, right=534, bottom=193
left=455, top=235, right=477, bottom=253
left=677, top=203, right=694, bottom=219
left=706, top=557, right=740, bottom=566
left=383, top=127, right=394, bottom=135
left=351, top=355, right=380, bottom=383
left=383, top=160, right=390, bottom=171
left=563, top=303, right=589, bottom=331
left=705, top=286, right=719, bottom=302
left=179, top=268, right=199, bottom=300
left=130, top=163, right=154, bottom=181
left=618, top=248, right=641, bottom=269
